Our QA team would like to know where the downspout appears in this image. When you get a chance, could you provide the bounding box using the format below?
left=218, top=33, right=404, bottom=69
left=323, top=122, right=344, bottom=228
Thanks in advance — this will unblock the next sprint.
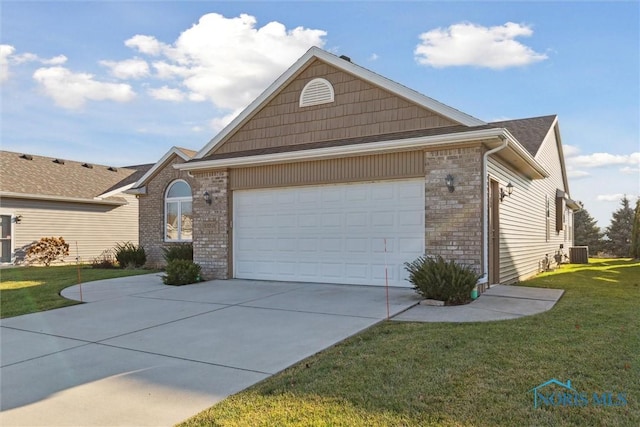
left=479, top=136, right=509, bottom=285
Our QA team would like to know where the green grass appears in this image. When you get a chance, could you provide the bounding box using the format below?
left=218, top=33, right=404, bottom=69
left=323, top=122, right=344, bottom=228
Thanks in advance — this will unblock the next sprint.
left=0, top=265, right=157, bottom=318
left=179, top=259, right=640, bottom=427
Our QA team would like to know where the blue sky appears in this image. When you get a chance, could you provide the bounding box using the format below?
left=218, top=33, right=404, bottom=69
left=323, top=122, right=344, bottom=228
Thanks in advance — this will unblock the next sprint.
left=1, top=1, right=638, bottom=227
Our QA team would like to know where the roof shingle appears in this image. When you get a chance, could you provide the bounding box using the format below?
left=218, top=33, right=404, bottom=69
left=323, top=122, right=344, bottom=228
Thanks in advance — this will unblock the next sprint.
left=0, top=151, right=147, bottom=200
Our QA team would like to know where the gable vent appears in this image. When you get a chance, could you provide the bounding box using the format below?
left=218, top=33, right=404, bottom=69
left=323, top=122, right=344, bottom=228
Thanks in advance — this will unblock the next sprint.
left=300, top=78, right=335, bottom=107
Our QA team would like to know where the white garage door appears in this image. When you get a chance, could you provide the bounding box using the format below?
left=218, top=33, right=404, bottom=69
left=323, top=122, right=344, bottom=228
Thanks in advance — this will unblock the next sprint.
left=233, top=180, right=425, bottom=287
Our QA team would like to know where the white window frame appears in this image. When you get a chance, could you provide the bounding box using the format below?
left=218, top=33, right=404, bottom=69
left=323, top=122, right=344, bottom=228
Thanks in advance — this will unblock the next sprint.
left=164, top=180, right=193, bottom=242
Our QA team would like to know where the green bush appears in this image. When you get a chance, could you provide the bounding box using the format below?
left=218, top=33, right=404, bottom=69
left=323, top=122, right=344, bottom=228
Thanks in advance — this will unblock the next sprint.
left=162, top=244, right=193, bottom=263
left=404, top=255, right=481, bottom=305
left=163, top=259, right=201, bottom=286
left=113, top=242, right=147, bottom=268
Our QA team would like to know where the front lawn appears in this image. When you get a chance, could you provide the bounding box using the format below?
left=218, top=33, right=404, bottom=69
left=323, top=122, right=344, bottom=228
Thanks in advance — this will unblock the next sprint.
left=180, top=259, right=640, bottom=427
left=0, top=265, right=156, bottom=318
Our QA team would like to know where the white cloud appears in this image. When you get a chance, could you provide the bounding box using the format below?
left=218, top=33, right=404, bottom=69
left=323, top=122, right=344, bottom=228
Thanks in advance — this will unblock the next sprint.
left=596, top=194, right=637, bottom=202
left=125, top=35, right=166, bottom=56
left=42, top=55, right=68, bottom=65
left=569, top=152, right=640, bottom=168
left=369, top=53, right=379, bottom=61
left=0, top=44, right=15, bottom=82
left=125, top=13, right=326, bottom=110
left=567, top=170, right=590, bottom=179
left=2, top=45, right=69, bottom=83
left=415, top=22, right=548, bottom=69
left=33, top=66, right=135, bottom=109
left=620, top=166, right=640, bottom=174
left=562, top=144, right=581, bottom=157
left=100, top=58, right=149, bottom=79
left=148, top=85, right=186, bottom=101
left=210, top=108, right=243, bottom=132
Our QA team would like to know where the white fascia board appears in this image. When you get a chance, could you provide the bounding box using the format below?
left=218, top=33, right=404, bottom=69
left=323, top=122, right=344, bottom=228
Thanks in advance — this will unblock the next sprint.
left=0, top=192, right=127, bottom=206
left=125, top=186, right=146, bottom=195
left=194, top=47, right=485, bottom=159
left=311, top=48, right=485, bottom=127
left=194, top=49, right=319, bottom=159
left=500, top=128, right=550, bottom=178
left=177, top=128, right=507, bottom=171
left=96, top=183, right=135, bottom=199
left=131, top=147, right=192, bottom=189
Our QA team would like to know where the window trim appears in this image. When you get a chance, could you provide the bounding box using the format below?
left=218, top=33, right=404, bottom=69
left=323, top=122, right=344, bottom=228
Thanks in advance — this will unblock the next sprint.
left=164, top=179, right=193, bottom=242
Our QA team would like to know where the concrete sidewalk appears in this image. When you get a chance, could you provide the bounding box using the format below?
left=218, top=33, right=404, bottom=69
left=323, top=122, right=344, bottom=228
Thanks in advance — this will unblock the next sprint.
left=393, top=284, right=564, bottom=322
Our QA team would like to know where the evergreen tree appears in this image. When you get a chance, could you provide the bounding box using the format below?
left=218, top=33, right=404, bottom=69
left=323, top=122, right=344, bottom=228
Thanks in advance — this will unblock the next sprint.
left=574, top=203, right=604, bottom=254
left=605, top=196, right=634, bottom=257
left=630, top=199, right=640, bottom=259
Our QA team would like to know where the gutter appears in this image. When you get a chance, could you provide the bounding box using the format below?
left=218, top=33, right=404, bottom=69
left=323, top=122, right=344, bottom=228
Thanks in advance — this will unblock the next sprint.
left=0, top=192, right=128, bottom=206
left=479, top=139, right=509, bottom=285
left=176, top=128, right=510, bottom=171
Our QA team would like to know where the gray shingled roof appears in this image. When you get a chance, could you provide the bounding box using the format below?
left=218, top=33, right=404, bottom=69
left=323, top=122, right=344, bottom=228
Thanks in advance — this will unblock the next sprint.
left=197, top=115, right=557, bottom=162
left=0, top=151, right=143, bottom=201
left=490, top=115, right=557, bottom=157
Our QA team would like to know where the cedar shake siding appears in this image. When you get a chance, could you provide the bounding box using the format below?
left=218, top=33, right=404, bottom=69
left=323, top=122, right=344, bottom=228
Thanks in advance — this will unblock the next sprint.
left=211, top=60, right=457, bottom=155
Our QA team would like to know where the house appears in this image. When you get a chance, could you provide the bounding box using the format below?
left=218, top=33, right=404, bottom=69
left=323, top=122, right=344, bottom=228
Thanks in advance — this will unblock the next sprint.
left=0, top=150, right=152, bottom=264
left=131, top=47, right=579, bottom=288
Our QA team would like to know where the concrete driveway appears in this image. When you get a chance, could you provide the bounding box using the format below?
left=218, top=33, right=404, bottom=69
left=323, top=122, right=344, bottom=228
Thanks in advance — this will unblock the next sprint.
left=0, top=274, right=419, bottom=426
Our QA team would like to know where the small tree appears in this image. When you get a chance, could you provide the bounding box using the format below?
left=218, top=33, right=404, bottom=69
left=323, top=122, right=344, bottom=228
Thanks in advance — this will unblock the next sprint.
left=630, top=199, right=640, bottom=259
left=573, top=203, right=604, bottom=254
left=604, top=196, right=634, bottom=257
left=26, top=236, right=70, bottom=266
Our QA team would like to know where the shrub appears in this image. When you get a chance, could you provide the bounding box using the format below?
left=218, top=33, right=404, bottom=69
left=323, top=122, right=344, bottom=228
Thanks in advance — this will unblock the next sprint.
left=162, top=244, right=193, bottom=263
left=163, top=259, right=201, bottom=286
left=113, top=242, right=146, bottom=268
left=91, top=249, right=117, bottom=269
left=404, top=255, right=481, bottom=305
left=25, top=237, right=70, bottom=266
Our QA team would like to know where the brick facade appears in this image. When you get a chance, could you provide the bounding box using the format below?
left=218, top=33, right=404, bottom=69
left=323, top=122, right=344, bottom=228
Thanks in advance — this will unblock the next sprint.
left=192, top=170, right=230, bottom=279
left=424, top=145, right=484, bottom=273
left=138, top=156, right=197, bottom=268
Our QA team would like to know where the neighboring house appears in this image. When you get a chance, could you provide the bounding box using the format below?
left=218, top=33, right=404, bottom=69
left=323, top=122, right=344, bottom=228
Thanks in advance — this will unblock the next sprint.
left=132, top=47, right=579, bottom=288
left=0, top=150, right=152, bottom=264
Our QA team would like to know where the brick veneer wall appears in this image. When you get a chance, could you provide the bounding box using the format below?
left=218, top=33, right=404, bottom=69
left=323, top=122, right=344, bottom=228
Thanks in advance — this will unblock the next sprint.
left=138, top=156, right=197, bottom=268
left=192, top=169, right=230, bottom=279
left=424, top=146, right=484, bottom=273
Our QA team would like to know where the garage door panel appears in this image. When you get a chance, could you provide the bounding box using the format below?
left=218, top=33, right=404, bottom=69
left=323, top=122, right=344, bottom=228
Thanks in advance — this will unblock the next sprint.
left=233, top=180, right=424, bottom=287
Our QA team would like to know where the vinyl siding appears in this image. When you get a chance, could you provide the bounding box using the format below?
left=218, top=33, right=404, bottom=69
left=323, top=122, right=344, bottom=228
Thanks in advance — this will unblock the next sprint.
left=488, top=125, right=572, bottom=283
left=213, top=60, right=456, bottom=155
left=1, top=193, right=139, bottom=264
left=229, top=151, right=425, bottom=190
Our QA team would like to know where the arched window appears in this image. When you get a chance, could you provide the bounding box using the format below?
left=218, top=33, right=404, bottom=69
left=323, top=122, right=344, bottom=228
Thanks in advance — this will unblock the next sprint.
left=165, top=180, right=192, bottom=241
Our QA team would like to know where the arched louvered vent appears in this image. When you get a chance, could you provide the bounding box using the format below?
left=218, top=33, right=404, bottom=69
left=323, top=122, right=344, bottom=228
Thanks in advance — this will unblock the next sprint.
left=300, top=78, right=334, bottom=107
